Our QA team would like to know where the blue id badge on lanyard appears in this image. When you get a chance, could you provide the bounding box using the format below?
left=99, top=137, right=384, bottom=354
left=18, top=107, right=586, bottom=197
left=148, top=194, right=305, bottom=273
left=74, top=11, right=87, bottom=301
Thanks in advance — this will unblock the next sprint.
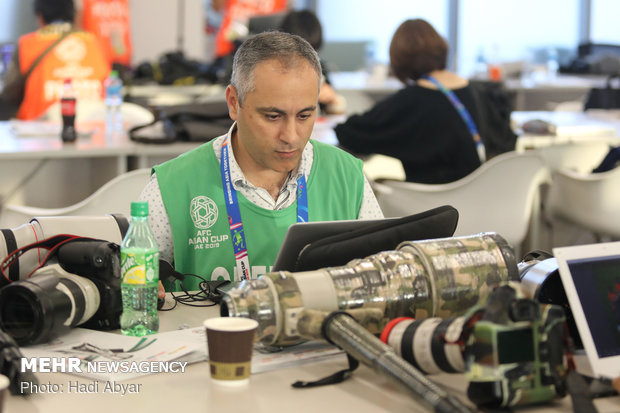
left=421, top=75, right=485, bottom=162
left=220, top=138, right=308, bottom=280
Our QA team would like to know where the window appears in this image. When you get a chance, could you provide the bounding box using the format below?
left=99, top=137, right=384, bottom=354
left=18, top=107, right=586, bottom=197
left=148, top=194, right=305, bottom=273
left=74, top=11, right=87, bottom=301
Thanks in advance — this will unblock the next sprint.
left=591, top=0, right=620, bottom=44
left=317, top=0, right=448, bottom=67
left=458, top=0, right=580, bottom=77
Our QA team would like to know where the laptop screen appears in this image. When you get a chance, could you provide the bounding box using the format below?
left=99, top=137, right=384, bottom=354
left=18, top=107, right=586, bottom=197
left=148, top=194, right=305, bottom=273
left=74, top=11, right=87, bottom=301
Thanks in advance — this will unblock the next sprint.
left=566, top=255, right=620, bottom=359
left=555, top=241, right=620, bottom=379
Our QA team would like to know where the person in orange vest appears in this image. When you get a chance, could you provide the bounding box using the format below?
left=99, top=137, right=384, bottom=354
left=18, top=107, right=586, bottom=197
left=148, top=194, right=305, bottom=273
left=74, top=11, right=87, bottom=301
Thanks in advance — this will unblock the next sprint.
left=212, top=0, right=288, bottom=59
left=75, top=0, right=133, bottom=68
left=1, top=0, right=110, bottom=120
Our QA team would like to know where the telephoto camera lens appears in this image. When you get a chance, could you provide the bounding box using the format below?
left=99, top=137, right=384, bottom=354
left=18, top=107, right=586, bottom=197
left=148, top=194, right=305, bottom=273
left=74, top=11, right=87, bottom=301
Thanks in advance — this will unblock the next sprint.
left=380, top=316, right=468, bottom=374
left=0, top=264, right=100, bottom=345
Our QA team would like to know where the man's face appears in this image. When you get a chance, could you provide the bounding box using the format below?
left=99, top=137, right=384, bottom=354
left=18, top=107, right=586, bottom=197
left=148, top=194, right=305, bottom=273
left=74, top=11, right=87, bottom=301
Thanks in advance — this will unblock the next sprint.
left=226, top=58, right=319, bottom=176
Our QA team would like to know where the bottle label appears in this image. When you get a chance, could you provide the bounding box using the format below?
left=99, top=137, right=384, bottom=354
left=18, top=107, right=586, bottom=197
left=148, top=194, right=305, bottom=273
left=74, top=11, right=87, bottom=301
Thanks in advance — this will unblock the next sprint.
left=121, top=251, right=159, bottom=285
left=61, top=98, right=76, bottom=116
left=106, top=84, right=122, bottom=95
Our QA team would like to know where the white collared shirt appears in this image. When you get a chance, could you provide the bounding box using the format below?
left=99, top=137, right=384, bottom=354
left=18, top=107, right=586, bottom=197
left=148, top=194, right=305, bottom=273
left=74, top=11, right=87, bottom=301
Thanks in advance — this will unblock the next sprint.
left=140, top=124, right=384, bottom=263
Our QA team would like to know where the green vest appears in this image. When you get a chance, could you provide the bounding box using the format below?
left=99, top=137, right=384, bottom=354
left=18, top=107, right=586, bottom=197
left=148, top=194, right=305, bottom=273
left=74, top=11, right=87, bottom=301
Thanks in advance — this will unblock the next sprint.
left=154, top=139, right=364, bottom=290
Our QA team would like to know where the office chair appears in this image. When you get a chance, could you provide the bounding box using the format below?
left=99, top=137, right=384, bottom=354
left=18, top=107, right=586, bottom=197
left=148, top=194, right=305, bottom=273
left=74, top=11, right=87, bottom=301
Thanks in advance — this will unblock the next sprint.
left=546, top=166, right=620, bottom=241
left=372, top=151, right=551, bottom=258
left=0, top=168, right=152, bottom=228
left=526, top=141, right=610, bottom=173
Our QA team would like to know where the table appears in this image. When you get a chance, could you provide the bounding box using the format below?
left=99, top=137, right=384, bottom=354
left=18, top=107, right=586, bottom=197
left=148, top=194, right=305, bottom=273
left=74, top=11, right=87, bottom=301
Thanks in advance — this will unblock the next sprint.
left=2, top=109, right=619, bottom=209
left=0, top=120, right=202, bottom=208
left=124, top=83, right=226, bottom=108
left=512, top=110, right=620, bottom=151
left=0, top=111, right=344, bottom=210
left=504, top=74, right=608, bottom=111
left=6, top=299, right=619, bottom=413
left=329, top=71, right=609, bottom=112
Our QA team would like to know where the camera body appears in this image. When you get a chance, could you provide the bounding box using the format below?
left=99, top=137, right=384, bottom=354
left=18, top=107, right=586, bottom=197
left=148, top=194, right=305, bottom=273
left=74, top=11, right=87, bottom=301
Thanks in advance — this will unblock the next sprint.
left=465, top=284, right=568, bottom=408
left=55, top=239, right=123, bottom=331
left=0, top=215, right=127, bottom=346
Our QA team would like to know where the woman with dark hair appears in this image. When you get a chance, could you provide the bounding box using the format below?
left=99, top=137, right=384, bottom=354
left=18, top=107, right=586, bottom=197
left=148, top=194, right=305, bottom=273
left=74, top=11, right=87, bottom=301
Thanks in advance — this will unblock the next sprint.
left=335, top=19, right=497, bottom=184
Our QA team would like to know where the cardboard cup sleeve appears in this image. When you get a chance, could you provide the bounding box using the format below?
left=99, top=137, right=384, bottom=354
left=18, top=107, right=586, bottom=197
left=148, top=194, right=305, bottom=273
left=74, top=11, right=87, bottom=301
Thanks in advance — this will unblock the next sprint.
left=204, top=317, right=258, bottom=383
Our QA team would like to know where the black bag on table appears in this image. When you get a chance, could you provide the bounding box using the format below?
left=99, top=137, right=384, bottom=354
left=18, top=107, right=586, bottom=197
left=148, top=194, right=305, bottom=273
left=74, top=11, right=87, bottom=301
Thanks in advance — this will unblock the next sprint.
left=469, top=80, right=518, bottom=159
left=129, top=101, right=233, bottom=144
left=584, top=75, right=620, bottom=110
left=292, top=205, right=459, bottom=272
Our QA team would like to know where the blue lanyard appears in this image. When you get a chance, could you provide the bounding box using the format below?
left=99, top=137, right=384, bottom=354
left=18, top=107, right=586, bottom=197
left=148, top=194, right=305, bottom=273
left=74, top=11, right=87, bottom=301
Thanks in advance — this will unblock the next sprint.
left=421, top=75, right=485, bottom=162
left=220, top=137, right=308, bottom=280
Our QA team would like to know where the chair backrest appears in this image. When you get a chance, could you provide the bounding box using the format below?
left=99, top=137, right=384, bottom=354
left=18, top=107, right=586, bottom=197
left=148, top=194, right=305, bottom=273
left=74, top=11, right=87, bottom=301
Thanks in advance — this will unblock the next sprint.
left=372, top=151, right=551, bottom=252
left=0, top=168, right=152, bottom=228
left=547, top=166, right=620, bottom=238
left=551, top=100, right=584, bottom=112
left=527, top=142, right=610, bottom=174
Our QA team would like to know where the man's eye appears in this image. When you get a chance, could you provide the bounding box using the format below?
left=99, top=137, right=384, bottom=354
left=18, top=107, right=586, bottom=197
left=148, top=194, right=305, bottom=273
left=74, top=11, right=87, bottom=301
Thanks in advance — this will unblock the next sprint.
left=266, top=114, right=280, bottom=120
left=298, top=113, right=312, bottom=120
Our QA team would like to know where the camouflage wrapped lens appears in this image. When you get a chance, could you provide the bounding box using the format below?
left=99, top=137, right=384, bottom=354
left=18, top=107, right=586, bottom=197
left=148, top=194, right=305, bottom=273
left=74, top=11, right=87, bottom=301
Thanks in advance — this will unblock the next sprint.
left=221, top=232, right=519, bottom=346
left=398, top=232, right=519, bottom=319
left=465, top=282, right=568, bottom=408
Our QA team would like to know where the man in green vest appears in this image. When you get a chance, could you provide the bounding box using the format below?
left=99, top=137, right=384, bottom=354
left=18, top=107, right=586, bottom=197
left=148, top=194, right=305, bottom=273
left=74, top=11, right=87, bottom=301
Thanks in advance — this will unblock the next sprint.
left=141, top=31, right=383, bottom=292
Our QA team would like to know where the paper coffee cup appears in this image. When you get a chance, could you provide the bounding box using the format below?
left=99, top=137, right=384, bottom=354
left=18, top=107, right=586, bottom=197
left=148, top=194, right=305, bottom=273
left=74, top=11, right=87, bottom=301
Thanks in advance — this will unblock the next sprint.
left=204, top=317, right=258, bottom=385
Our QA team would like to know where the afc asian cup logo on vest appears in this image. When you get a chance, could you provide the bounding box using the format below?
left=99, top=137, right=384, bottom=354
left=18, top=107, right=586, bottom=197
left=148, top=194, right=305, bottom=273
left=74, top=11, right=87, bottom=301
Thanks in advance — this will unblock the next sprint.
left=190, top=196, right=218, bottom=229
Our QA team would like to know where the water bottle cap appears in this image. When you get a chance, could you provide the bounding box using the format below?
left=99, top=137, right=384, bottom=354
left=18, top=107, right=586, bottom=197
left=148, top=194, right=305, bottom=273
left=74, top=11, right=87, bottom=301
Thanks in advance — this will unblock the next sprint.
left=110, top=70, right=119, bottom=77
left=131, top=201, right=148, bottom=217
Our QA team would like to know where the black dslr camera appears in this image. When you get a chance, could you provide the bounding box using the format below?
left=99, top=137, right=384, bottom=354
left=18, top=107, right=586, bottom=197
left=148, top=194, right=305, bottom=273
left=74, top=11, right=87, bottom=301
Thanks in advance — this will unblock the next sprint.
left=0, top=238, right=122, bottom=346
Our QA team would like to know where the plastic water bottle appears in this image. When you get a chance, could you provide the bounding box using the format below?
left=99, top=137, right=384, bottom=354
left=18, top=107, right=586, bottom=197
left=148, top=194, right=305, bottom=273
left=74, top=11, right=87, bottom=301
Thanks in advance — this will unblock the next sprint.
left=60, top=79, right=77, bottom=142
left=104, top=69, right=123, bottom=132
left=120, top=201, right=159, bottom=336
left=473, top=48, right=488, bottom=80
left=546, top=48, right=559, bottom=81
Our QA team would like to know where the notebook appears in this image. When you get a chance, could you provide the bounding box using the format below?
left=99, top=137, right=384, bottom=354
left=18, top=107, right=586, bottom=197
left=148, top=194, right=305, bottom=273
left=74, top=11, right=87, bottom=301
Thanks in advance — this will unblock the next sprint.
left=554, top=241, right=620, bottom=380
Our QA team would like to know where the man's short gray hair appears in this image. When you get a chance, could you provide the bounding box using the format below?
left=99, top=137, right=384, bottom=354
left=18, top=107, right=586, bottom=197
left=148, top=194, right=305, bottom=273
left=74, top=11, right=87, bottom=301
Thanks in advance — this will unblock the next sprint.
left=230, top=31, right=322, bottom=104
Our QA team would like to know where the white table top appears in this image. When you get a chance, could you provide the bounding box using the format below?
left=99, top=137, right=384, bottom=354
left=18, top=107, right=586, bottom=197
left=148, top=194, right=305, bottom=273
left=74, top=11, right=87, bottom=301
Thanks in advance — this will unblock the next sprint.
left=512, top=110, right=620, bottom=150
left=0, top=120, right=202, bottom=161
left=7, top=297, right=619, bottom=413
left=0, top=115, right=344, bottom=161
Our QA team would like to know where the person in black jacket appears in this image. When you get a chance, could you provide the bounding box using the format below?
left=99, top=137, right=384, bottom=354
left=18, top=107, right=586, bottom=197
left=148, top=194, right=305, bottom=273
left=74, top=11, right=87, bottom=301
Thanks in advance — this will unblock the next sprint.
left=335, top=19, right=515, bottom=184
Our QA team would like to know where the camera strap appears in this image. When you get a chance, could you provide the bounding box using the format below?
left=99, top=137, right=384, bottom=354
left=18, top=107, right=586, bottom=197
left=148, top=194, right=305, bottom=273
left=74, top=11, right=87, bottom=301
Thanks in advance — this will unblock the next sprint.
left=0, top=234, right=93, bottom=283
left=566, top=370, right=599, bottom=413
left=291, top=353, right=359, bottom=389
left=291, top=311, right=360, bottom=389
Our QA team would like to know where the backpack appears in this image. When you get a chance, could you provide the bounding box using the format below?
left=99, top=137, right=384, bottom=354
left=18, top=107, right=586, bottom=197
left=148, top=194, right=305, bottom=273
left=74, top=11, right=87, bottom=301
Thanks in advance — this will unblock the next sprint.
left=470, top=80, right=518, bottom=159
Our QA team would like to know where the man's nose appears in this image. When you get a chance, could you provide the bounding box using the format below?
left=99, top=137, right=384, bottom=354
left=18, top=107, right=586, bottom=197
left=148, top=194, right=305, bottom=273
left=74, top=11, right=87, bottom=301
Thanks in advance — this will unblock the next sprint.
left=279, top=118, right=300, bottom=145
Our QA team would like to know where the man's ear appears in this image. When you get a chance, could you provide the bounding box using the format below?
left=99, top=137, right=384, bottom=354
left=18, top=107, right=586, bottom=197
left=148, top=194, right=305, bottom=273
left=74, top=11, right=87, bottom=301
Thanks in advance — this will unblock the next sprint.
left=225, top=85, right=239, bottom=121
